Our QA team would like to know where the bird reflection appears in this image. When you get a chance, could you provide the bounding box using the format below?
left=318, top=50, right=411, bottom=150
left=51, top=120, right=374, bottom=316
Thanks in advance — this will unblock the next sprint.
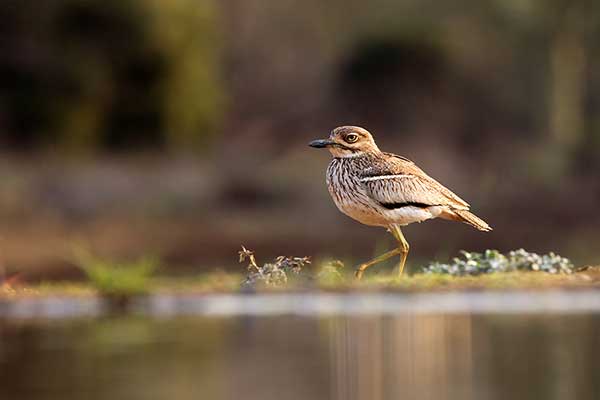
left=324, top=314, right=474, bottom=400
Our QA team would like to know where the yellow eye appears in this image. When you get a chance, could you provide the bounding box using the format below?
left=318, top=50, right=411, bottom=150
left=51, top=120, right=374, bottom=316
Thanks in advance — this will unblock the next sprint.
left=345, top=134, right=359, bottom=143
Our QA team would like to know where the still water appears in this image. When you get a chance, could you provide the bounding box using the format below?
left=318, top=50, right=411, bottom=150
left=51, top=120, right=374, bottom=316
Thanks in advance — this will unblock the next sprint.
left=1, top=294, right=599, bottom=400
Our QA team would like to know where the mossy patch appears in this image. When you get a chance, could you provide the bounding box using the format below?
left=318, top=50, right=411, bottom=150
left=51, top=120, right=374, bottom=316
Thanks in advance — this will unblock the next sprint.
left=0, top=248, right=598, bottom=300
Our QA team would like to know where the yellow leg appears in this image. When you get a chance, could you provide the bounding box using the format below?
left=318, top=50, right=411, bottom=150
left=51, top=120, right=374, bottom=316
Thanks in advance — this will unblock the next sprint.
left=355, top=225, right=410, bottom=280
left=355, top=247, right=402, bottom=280
left=355, top=225, right=410, bottom=279
left=390, top=225, right=410, bottom=277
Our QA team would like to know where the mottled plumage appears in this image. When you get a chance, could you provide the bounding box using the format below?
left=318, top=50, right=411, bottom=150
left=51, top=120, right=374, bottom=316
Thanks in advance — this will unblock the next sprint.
left=310, top=126, right=491, bottom=279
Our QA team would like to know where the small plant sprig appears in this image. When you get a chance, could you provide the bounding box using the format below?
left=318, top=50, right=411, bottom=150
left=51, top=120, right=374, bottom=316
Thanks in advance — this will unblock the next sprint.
left=239, top=246, right=259, bottom=271
left=239, top=246, right=311, bottom=287
left=422, top=249, right=574, bottom=276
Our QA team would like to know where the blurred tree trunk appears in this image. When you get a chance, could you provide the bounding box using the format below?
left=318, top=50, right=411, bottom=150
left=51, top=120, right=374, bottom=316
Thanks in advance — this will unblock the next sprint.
left=547, top=6, right=587, bottom=175
left=145, top=0, right=224, bottom=151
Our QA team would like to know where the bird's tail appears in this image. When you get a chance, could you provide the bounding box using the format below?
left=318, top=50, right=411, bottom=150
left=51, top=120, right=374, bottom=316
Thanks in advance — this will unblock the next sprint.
left=446, top=209, right=492, bottom=232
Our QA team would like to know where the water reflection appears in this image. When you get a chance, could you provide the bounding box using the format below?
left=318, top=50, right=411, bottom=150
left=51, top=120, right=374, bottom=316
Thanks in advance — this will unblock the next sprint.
left=326, top=315, right=474, bottom=400
left=325, top=314, right=600, bottom=400
left=1, top=313, right=599, bottom=399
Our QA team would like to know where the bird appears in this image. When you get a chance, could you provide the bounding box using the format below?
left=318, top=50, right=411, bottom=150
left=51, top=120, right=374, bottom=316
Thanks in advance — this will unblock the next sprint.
left=309, top=126, right=491, bottom=279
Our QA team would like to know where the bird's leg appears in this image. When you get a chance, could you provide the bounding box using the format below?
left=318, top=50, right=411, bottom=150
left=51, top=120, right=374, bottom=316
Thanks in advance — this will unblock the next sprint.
left=354, top=225, right=411, bottom=280
left=390, top=225, right=410, bottom=276
left=355, top=247, right=403, bottom=280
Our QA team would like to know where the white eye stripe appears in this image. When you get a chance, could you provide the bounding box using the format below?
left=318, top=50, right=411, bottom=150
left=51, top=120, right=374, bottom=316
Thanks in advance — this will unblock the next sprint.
left=359, top=174, right=414, bottom=182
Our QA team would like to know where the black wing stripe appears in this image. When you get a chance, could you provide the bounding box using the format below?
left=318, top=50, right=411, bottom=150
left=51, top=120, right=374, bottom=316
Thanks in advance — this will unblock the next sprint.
left=379, top=201, right=435, bottom=210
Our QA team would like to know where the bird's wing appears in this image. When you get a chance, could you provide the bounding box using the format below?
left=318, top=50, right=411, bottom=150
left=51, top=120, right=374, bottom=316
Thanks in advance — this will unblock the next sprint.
left=360, top=153, right=470, bottom=209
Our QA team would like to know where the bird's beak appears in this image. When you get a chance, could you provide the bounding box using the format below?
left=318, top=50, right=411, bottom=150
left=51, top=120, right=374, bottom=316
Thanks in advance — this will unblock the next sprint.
left=309, top=139, right=335, bottom=148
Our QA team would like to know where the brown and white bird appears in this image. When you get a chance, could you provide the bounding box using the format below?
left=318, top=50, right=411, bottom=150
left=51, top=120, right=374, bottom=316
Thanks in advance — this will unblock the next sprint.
left=309, top=126, right=491, bottom=279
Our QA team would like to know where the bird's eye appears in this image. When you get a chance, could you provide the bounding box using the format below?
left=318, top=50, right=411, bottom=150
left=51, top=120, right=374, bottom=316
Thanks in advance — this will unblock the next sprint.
left=345, top=134, right=359, bottom=143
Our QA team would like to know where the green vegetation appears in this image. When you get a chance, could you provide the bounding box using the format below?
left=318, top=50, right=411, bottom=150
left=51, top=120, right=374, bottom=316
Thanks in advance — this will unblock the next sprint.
left=422, top=249, right=574, bottom=276
left=76, top=251, right=158, bottom=297
left=1, top=267, right=599, bottom=300
left=236, top=247, right=583, bottom=289
left=0, top=248, right=598, bottom=301
left=1, top=267, right=600, bottom=300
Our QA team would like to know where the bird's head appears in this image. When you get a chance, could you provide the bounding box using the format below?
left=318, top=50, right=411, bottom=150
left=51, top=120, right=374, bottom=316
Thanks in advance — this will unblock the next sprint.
left=309, top=126, right=380, bottom=158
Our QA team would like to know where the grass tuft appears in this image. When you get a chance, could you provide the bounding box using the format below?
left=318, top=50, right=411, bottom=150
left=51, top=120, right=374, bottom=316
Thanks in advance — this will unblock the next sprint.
left=316, top=260, right=346, bottom=286
left=75, top=250, right=158, bottom=297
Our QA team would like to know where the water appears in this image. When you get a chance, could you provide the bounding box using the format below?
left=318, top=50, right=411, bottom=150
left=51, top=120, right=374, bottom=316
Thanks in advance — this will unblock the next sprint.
left=1, top=293, right=600, bottom=400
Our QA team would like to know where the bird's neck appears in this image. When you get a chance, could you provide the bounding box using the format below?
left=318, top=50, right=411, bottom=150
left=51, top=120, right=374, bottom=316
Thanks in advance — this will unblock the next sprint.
left=335, top=152, right=366, bottom=159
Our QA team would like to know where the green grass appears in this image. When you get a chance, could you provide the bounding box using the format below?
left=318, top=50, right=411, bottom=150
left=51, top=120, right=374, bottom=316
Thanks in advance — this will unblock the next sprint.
left=75, top=251, right=158, bottom=297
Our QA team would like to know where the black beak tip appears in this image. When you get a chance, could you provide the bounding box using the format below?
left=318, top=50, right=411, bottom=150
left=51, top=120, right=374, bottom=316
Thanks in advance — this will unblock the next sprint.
left=309, top=139, right=329, bottom=148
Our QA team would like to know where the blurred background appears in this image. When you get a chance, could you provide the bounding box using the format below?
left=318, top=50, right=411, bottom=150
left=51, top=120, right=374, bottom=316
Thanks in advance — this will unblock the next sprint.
left=1, top=0, right=599, bottom=280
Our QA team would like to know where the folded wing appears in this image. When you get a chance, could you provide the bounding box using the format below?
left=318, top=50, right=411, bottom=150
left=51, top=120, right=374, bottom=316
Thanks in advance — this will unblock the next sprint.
left=360, top=154, right=470, bottom=210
